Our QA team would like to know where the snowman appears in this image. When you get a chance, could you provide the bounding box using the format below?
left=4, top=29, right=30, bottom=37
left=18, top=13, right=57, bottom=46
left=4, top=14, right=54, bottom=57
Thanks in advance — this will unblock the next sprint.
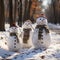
left=32, top=14, right=51, bottom=49
left=22, top=20, right=33, bottom=48
left=7, top=23, right=21, bottom=52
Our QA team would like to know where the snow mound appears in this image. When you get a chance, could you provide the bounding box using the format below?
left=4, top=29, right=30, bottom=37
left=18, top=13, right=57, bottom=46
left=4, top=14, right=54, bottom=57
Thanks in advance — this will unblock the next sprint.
left=48, top=23, right=60, bottom=30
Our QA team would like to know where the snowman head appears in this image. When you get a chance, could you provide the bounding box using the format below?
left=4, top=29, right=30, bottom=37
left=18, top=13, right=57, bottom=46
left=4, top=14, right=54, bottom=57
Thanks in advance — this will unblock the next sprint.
left=22, top=20, right=32, bottom=29
left=9, top=27, right=18, bottom=34
left=36, top=17, right=48, bottom=25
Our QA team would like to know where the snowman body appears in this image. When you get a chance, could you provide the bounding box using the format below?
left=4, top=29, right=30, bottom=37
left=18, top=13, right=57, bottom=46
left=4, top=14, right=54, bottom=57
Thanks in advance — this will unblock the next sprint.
left=8, top=27, right=20, bottom=51
left=22, top=20, right=33, bottom=48
left=32, top=17, right=51, bottom=49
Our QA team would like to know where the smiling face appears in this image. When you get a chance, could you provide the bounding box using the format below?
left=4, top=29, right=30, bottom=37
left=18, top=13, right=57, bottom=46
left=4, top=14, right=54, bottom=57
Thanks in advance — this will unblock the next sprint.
left=36, top=17, right=48, bottom=25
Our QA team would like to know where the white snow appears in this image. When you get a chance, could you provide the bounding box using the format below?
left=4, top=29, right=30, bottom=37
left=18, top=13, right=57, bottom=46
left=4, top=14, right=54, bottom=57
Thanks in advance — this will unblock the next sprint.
left=48, top=23, right=60, bottom=30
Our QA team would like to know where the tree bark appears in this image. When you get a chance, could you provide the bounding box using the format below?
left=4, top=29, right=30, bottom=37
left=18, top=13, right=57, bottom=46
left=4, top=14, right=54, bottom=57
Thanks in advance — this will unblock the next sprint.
left=18, top=0, right=22, bottom=27
left=52, top=0, right=57, bottom=24
left=0, top=0, right=5, bottom=31
left=13, top=0, right=17, bottom=23
left=23, top=0, right=28, bottom=23
left=27, top=0, right=32, bottom=19
left=23, top=0, right=32, bottom=23
left=9, top=0, right=14, bottom=27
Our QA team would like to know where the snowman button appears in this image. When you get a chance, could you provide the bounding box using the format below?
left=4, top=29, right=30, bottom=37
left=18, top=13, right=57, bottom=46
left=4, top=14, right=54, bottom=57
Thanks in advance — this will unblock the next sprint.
left=14, top=46, right=16, bottom=48
left=14, top=40, right=16, bottom=42
left=14, top=43, right=16, bottom=45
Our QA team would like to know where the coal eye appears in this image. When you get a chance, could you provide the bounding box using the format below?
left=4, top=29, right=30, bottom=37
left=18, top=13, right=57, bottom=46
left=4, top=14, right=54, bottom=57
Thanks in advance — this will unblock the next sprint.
left=40, top=19, right=41, bottom=20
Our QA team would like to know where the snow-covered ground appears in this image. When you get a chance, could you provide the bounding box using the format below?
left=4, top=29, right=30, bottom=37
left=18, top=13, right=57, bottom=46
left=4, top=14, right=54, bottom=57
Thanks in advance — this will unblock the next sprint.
left=48, top=23, right=60, bottom=30
left=0, top=23, right=60, bottom=60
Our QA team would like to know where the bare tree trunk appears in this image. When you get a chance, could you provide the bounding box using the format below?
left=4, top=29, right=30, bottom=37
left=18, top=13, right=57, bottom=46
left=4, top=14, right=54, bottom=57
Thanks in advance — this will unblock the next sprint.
left=55, top=0, right=60, bottom=24
left=52, top=0, right=57, bottom=24
left=23, top=0, right=32, bottom=23
left=0, top=0, right=5, bottom=31
left=23, top=0, right=28, bottom=22
left=9, top=0, right=14, bottom=27
left=27, top=0, right=32, bottom=19
left=13, top=0, right=17, bottom=23
left=45, top=0, right=57, bottom=24
left=18, top=0, right=22, bottom=27
left=46, top=3, right=55, bottom=23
